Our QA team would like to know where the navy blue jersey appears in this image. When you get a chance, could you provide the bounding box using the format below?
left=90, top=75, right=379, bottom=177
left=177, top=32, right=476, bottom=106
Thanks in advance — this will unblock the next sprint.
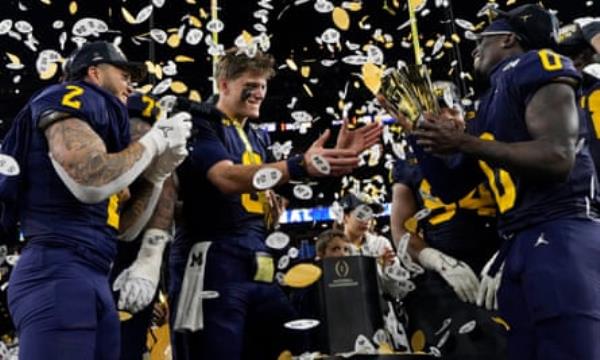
left=392, top=158, right=499, bottom=271
left=177, top=105, right=272, bottom=252
left=415, top=50, right=597, bottom=235
left=580, top=75, right=600, bottom=173
left=6, top=81, right=130, bottom=261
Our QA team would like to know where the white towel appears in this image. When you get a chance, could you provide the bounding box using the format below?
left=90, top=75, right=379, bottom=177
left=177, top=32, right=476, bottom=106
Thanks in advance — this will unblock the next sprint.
left=174, top=241, right=212, bottom=332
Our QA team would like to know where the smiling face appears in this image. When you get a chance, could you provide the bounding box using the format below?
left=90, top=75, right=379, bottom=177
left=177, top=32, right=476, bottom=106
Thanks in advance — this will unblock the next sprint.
left=88, top=63, right=133, bottom=104
left=218, top=70, right=268, bottom=120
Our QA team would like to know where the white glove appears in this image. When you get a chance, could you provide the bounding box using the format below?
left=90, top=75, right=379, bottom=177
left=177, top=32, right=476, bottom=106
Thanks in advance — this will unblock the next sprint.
left=574, top=17, right=600, bottom=42
left=139, top=111, right=192, bottom=157
left=113, top=228, right=171, bottom=313
left=418, top=247, right=480, bottom=303
left=477, top=251, right=503, bottom=311
left=143, top=144, right=188, bottom=185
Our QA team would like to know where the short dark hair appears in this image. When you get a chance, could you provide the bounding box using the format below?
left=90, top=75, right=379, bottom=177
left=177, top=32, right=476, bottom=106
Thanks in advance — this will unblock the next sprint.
left=316, top=229, right=348, bottom=257
left=215, top=47, right=275, bottom=81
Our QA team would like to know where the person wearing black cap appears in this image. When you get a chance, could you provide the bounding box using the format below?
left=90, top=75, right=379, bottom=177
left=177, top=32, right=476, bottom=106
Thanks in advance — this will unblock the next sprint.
left=339, top=193, right=414, bottom=299
left=1, top=41, right=192, bottom=359
left=558, top=18, right=600, bottom=172
left=385, top=4, right=600, bottom=359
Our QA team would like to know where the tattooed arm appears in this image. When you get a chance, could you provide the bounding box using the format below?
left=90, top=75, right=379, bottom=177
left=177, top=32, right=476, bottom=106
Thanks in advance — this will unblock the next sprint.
left=118, top=118, right=176, bottom=241
left=45, top=117, right=156, bottom=203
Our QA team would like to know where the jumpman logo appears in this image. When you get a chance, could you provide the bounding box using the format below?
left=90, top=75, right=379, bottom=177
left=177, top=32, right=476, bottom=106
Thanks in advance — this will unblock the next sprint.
left=534, top=233, right=549, bottom=247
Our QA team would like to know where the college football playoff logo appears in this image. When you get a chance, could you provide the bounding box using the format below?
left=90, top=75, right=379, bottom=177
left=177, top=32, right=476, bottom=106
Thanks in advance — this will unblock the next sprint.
left=334, top=259, right=350, bottom=278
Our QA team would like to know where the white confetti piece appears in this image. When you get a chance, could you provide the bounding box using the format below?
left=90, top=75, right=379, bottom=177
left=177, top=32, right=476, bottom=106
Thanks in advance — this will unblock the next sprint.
left=0, top=154, right=20, bottom=176
left=310, top=154, right=330, bottom=175
left=135, top=5, right=153, bottom=24
left=252, top=167, right=282, bottom=190
left=293, top=184, right=313, bottom=200
left=0, top=19, right=13, bottom=35
left=266, top=231, right=291, bottom=250
left=314, top=0, right=334, bottom=13
left=152, top=78, right=173, bottom=95
left=206, top=19, right=224, bottom=33
left=284, top=319, right=320, bottom=330
left=14, top=20, right=32, bottom=33
left=320, top=28, right=340, bottom=44
left=150, top=28, right=167, bottom=43
left=458, top=320, right=476, bottom=334
left=185, top=28, right=203, bottom=45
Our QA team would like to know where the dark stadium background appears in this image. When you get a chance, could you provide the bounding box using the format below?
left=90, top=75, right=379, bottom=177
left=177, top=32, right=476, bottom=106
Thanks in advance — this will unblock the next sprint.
left=0, top=0, right=598, bottom=220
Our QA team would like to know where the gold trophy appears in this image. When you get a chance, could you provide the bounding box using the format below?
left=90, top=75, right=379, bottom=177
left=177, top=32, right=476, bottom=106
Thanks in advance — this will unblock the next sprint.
left=378, top=64, right=439, bottom=131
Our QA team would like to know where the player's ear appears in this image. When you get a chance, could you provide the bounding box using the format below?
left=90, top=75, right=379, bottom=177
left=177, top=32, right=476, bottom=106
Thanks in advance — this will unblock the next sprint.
left=502, top=33, right=520, bottom=49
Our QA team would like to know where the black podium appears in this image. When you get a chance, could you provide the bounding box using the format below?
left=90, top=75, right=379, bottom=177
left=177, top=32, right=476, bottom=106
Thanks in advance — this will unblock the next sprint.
left=315, top=256, right=384, bottom=354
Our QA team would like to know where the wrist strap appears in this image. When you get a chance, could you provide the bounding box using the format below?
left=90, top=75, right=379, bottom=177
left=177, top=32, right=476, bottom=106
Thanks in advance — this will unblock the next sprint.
left=286, top=154, right=308, bottom=180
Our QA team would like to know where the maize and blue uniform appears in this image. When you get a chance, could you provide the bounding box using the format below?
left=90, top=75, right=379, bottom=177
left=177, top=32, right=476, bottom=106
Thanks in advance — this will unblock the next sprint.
left=413, top=50, right=600, bottom=359
left=4, top=81, right=130, bottom=360
left=107, top=93, right=161, bottom=360
left=392, top=158, right=506, bottom=359
left=579, top=74, right=600, bottom=172
left=392, top=157, right=499, bottom=272
left=170, top=104, right=301, bottom=360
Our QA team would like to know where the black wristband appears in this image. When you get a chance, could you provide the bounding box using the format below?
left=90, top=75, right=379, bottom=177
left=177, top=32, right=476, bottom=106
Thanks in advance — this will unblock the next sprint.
left=286, top=154, right=308, bottom=180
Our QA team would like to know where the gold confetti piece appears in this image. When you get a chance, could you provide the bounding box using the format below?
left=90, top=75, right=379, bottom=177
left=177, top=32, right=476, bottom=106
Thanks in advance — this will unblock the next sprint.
left=410, top=330, right=426, bottom=352
left=300, top=66, right=310, bottom=78
left=119, top=311, right=133, bottom=321
left=241, top=30, right=253, bottom=45
left=451, top=33, right=461, bottom=43
left=170, top=81, right=188, bottom=94
left=39, top=62, right=58, bottom=80
left=507, top=0, right=516, bottom=4
left=199, top=8, right=209, bottom=19
left=137, top=84, right=153, bottom=94
left=186, top=0, right=196, bottom=4
left=492, top=316, right=511, bottom=331
left=6, top=52, right=21, bottom=65
left=189, top=15, right=202, bottom=28
left=303, top=83, right=314, bottom=97
left=175, top=55, right=195, bottom=62
left=286, top=58, right=298, bottom=71
left=277, top=350, right=293, bottom=360
left=408, top=0, right=427, bottom=11
left=378, top=341, right=394, bottom=354
left=404, top=217, right=418, bottom=233
left=361, top=62, right=383, bottom=95
left=69, top=1, right=77, bottom=14
left=40, top=0, right=51, bottom=4
left=283, top=263, right=322, bottom=288
left=167, top=34, right=181, bottom=48
left=155, top=64, right=163, bottom=80
left=121, top=7, right=136, bottom=24
left=343, top=1, right=362, bottom=11
left=332, top=7, right=350, bottom=31
left=145, top=60, right=157, bottom=74
left=443, top=41, right=453, bottom=49
left=189, top=89, right=201, bottom=101
left=425, top=39, right=435, bottom=47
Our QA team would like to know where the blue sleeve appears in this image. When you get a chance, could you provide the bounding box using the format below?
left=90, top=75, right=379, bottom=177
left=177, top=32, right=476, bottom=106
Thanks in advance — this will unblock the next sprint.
left=188, top=116, right=234, bottom=176
left=392, top=158, right=420, bottom=187
left=29, top=82, right=106, bottom=130
left=514, top=50, right=581, bottom=105
left=407, top=135, right=485, bottom=203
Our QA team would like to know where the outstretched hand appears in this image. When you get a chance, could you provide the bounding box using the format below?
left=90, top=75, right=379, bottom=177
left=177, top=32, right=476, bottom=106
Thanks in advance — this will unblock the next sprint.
left=335, top=119, right=382, bottom=154
left=304, top=129, right=360, bottom=177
